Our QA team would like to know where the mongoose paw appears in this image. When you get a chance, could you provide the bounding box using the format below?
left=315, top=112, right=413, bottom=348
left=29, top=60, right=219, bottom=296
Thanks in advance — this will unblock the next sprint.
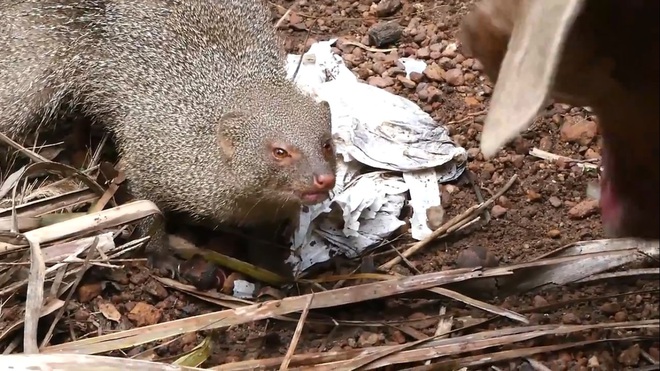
left=147, top=253, right=182, bottom=279
left=178, top=254, right=227, bottom=291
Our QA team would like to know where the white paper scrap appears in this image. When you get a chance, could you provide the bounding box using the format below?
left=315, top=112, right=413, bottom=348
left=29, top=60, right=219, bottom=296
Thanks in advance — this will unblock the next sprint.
left=233, top=280, right=257, bottom=299
left=399, top=57, right=427, bottom=78
left=403, top=169, right=442, bottom=240
left=283, top=39, right=467, bottom=274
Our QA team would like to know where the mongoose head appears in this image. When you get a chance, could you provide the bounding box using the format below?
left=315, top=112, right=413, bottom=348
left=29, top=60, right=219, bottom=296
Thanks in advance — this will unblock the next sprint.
left=460, top=0, right=660, bottom=240
left=218, top=83, right=337, bottom=214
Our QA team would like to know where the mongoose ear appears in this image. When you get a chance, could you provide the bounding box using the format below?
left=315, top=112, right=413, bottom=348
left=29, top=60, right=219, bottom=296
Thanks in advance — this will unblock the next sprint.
left=217, top=112, right=246, bottom=159
left=318, top=100, right=332, bottom=121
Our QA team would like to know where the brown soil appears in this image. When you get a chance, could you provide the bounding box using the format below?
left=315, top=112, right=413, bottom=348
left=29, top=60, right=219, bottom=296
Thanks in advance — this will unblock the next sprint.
left=1, top=0, right=658, bottom=370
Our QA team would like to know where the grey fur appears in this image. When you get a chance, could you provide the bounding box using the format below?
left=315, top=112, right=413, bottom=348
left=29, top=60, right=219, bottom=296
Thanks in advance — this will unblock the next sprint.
left=0, top=0, right=336, bottom=257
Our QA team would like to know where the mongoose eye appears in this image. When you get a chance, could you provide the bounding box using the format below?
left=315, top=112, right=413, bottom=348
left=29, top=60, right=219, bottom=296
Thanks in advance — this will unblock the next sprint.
left=272, top=147, right=289, bottom=159
left=322, top=141, right=333, bottom=155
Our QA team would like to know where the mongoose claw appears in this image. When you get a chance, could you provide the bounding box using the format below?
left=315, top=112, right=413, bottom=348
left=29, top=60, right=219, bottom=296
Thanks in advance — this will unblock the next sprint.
left=147, top=252, right=182, bottom=279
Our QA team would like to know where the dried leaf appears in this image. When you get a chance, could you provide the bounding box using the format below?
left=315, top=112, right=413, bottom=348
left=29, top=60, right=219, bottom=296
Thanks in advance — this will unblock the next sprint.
left=99, top=302, right=122, bottom=323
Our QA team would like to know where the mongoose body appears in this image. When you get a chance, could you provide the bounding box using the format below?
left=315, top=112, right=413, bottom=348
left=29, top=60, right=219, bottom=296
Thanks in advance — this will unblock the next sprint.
left=460, top=0, right=659, bottom=240
left=0, top=0, right=337, bottom=265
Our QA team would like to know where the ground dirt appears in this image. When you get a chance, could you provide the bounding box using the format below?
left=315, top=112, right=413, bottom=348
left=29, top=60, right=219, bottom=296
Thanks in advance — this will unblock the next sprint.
left=1, top=0, right=658, bottom=370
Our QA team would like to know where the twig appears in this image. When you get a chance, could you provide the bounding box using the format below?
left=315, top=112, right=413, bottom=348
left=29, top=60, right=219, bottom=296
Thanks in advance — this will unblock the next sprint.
left=45, top=268, right=505, bottom=355
left=269, top=2, right=396, bottom=22
left=424, top=306, right=451, bottom=366
left=524, top=358, right=552, bottom=371
left=464, top=170, right=490, bottom=224
left=641, top=348, right=659, bottom=365
left=274, top=1, right=297, bottom=29
left=280, top=294, right=314, bottom=370
left=214, top=322, right=656, bottom=371
left=380, top=174, right=518, bottom=270
left=292, top=29, right=312, bottom=82
left=0, top=132, right=50, bottom=164
left=341, top=40, right=397, bottom=53
left=389, top=243, right=423, bottom=274
left=23, top=235, right=45, bottom=353
left=575, top=268, right=659, bottom=283
left=40, top=237, right=100, bottom=349
left=446, top=110, right=487, bottom=125
left=529, top=147, right=599, bottom=170
left=87, top=133, right=109, bottom=171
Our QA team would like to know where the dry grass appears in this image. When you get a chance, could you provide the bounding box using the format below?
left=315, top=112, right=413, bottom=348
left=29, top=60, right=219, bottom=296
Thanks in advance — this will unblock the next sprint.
left=0, top=134, right=657, bottom=370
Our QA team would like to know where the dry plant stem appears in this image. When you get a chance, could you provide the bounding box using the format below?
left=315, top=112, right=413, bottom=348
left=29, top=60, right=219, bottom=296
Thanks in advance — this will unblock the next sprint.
left=43, top=268, right=502, bottom=355
left=640, top=348, right=659, bottom=365
left=212, top=322, right=655, bottom=371
left=298, top=327, right=652, bottom=371
left=465, top=170, right=490, bottom=224
left=88, top=170, right=125, bottom=213
left=23, top=200, right=160, bottom=245
left=291, top=29, right=312, bottom=82
left=399, top=338, right=633, bottom=371
left=3, top=161, right=110, bottom=221
left=380, top=174, right=518, bottom=270
left=0, top=354, right=205, bottom=371
left=341, top=40, right=397, bottom=53
left=529, top=147, right=599, bottom=170
left=389, top=243, right=422, bottom=274
left=0, top=165, right=27, bottom=200
left=575, top=268, right=660, bottom=283
left=24, top=235, right=45, bottom=353
left=0, top=132, right=49, bottom=163
left=524, top=358, right=552, bottom=371
left=274, top=0, right=297, bottom=29
left=342, top=333, right=447, bottom=370
left=40, top=237, right=99, bottom=349
left=163, top=275, right=465, bottom=328
left=87, top=133, right=109, bottom=171
left=424, top=307, right=450, bottom=366
left=3, top=336, right=21, bottom=355
left=48, top=262, right=67, bottom=299
left=280, top=294, right=314, bottom=370
left=330, top=264, right=361, bottom=290
left=446, top=110, right=487, bottom=125
left=0, top=189, right=99, bottom=219
left=10, top=177, right=24, bottom=233
left=1, top=299, right=64, bottom=346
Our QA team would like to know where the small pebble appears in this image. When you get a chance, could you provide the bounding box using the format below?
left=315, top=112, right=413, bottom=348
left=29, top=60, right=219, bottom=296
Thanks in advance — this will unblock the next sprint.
left=549, top=196, right=563, bottom=208
left=444, top=68, right=464, bottom=86
left=618, top=344, right=641, bottom=366
left=547, top=229, right=561, bottom=238
left=562, top=312, right=580, bottom=324
left=568, top=199, right=600, bottom=219
left=533, top=295, right=548, bottom=307
left=491, top=204, right=507, bottom=218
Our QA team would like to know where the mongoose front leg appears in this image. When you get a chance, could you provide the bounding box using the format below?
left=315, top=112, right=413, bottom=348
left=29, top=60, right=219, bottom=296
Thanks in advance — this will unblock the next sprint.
left=135, top=217, right=183, bottom=278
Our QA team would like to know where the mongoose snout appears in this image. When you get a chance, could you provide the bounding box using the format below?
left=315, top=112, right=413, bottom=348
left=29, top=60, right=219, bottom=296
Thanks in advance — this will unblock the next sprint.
left=301, top=173, right=336, bottom=205
left=262, top=136, right=337, bottom=206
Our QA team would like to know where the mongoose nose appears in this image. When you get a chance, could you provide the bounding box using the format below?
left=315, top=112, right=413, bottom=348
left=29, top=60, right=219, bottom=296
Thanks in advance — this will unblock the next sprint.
left=313, top=173, right=336, bottom=191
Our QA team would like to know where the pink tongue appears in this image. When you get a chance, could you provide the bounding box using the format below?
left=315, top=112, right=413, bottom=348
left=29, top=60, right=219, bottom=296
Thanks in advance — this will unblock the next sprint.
left=599, top=175, right=622, bottom=233
left=598, top=146, right=622, bottom=232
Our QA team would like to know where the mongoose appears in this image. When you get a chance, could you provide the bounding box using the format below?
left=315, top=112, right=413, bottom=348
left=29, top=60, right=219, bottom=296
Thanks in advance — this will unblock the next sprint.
left=460, top=0, right=659, bottom=240
left=0, top=0, right=338, bottom=269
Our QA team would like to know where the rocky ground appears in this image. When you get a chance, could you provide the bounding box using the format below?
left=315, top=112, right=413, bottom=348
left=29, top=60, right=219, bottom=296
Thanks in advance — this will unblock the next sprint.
left=2, top=0, right=658, bottom=370
left=228, top=0, right=660, bottom=368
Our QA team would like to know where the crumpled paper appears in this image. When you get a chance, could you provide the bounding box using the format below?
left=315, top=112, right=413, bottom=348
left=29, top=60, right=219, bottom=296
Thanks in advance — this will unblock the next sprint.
left=284, top=39, right=467, bottom=275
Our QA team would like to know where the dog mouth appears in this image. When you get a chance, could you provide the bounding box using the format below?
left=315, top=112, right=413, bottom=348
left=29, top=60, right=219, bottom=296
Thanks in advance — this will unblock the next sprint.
left=587, top=159, right=623, bottom=236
